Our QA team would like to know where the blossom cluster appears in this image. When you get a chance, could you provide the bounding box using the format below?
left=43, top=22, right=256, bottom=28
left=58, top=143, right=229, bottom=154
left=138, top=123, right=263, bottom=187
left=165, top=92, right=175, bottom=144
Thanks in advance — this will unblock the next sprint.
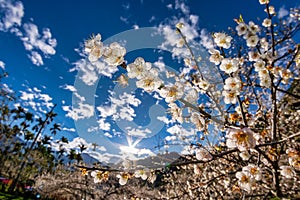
left=87, top=167, right=157, bottom=186
left=235, top=164, right=262, bottom=193
left=84, top=33, right=126, bottom=67
left=81, top=3, right=299, bottom=199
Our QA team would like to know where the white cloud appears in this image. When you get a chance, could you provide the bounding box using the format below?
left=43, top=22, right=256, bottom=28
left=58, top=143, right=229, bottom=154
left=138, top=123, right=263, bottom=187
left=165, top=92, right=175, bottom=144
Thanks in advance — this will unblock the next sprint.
left=119, top=145, right=155, bottom=159
left=87, top=151, right=119, bottom=163
left=165, top=135, right=177, bottom=141
left=199, top=29, right=214, bottom=49
left=189, top=15, right=198, bottom=26
left=73, top=59, right=118, bottom=86
left=87, top=126, right=98, bottom=133
left=33, top=87, right=41, bottom=92
left=0, top=1, right=57, bottom=66
left=120, top=16, right=129, bottom=24
left=104, top=132, right=113, bottom=138
left=60, top=84, right=86, bottom=102
left=0, top=0, right=24, bottom=31
left=166, top=4, right=173, bottom=9
left=9, top=27, right=22, bottom=36
left=20, top=91, right=34, bottom=101
left=93, top=60, right=118, bottom=78
left=28, top=51, right=44, bottom=66
left=79, top=62, right=98, bottom=85
left=0, top=60, right=5, bottom=70
left=21, top=23, right=57, bottom=66
left=62, top=102, right=94, bottom=121
left=97, top=118, right=111, bottom=131
left=153, top=59, right=166, bottom=72
left=2, top=83, right=13, bottom=94
left=19, top=87, right=54, bottom=114
left=97, top=92, right=141, bottom=122
left=166, top=124, right=196, bottom=144
left=167, top=124, right=182, bottom=135
left=278, top=7, right=288, bottom=18
left=157, top=11, right=200, bottom=59
left=119, top=106, right=136, bottom=121
left=126, top=128, right=151, bottom=138
left=157, top=115, right=172, bottom=124
left=22, top=23, right=57, bottom=55
left=174, top=0, right=190, bottom=15
left=60, top=84, right=77, bottom=92
left=96, top=104, right=117, bottom=118
left=62, top=127, right=76, bottom=132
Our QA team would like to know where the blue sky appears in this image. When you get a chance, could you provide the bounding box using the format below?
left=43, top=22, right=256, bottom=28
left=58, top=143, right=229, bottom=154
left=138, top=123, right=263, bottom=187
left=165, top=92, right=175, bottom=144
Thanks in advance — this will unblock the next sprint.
left=0, top=0, right=299, bottom=167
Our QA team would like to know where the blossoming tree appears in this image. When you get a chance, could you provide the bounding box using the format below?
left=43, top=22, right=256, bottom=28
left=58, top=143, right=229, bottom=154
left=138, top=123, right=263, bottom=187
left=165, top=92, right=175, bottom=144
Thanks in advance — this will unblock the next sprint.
left=36, top=0, right=300, bottom=199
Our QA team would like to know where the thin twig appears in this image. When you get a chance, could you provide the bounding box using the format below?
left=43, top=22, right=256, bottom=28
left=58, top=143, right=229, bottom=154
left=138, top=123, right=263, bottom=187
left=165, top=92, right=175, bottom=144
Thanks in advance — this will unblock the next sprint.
left=176, top=28, right=204, bottom=80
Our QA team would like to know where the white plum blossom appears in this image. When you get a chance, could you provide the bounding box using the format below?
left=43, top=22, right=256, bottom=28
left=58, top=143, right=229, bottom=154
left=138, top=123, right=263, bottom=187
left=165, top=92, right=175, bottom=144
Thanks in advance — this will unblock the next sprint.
left=246, top=35, right=259, bottom=47
left=226, top=128, right=256, bottom=151
left=190, top=112, right=205, bottom=131
left=280, top=69, right=293, bottom=84
left=271, top=66, right=282, bottom=78
left=239, top=151, right=251, bottom=161
left=254, top=59, right=265, bottom=72
left=127, top=57, right=152, bottom=79
left=262, top=18, right=272, bottom=27
left=159, top=82, right=184, bottom=103
left=286, top=149, right=300, bottom=170
left=236, top=171, right=255, bottom=193
left=91, top=170, right=102, bottom=183
left=260, top=38, right=269, bottom=51
left=248, top=21, right=260, bottom=34
left=248, top=51, right=260, bottom=62
left=168, top=103, right=183, bottom=123
left=103, top=42, right=126, bottom=66
left=175, top=22, right=185, bottom=30
left=195, top=148, right=212, bottom=161
left=224, top=77, right=241, bottom=91
left=222, top=90, right=239, bottom=104
left=259, top=0, right=269, bottom=5
left=183, top=58, right=192, bottom=67
left=280, top=166, right=295, bottom=179
left=85, top=33, right=103, bottom=62
left=195, top=79, right=210, bottom=92
left=148, top=172, right=157, bottom=184
left=236, top=22, right=248, bottom=36
left=258, top=68, right=269, bottom=78
left=117, top=172, right=130, bottom=185
left=136, top=73, right=163, bottom=92
left=91, top=170, right=109, bottom=183
left=214, top=32, right=232, bottom=49
left=176, top=38, right=185, bottom=48
left=134, top=169, right=148, bottom=180
left=219, top=58, right=239, bottom=74
left=267, top=6, right=276, bottom=15
left=208, top=49, right=223, bottom=65
left=242, top=164, right=262, bottom=181
left=260, top=76, right=271, bottom=87
left=184, top=89, right=198, bottom=105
